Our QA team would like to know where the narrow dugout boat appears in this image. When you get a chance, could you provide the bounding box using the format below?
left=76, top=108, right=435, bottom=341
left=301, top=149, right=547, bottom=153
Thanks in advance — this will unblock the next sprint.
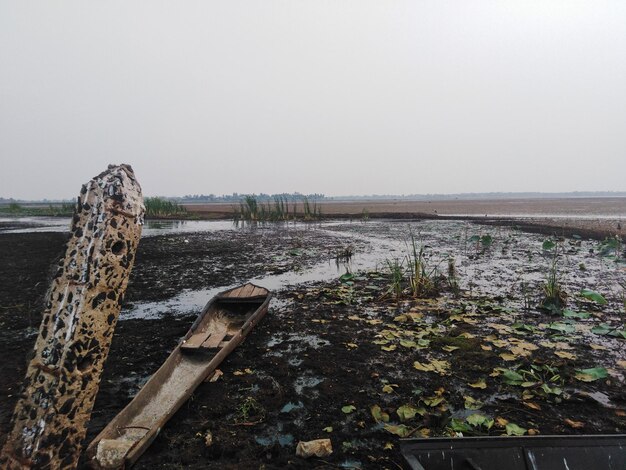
left=86, top=283, right=271, bottom=469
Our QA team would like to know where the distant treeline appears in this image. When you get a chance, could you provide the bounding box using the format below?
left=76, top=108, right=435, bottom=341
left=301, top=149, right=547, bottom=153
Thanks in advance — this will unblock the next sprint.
left=2, top=191, right=625, bottom=206
left=171, top=192, right=326, bottom=203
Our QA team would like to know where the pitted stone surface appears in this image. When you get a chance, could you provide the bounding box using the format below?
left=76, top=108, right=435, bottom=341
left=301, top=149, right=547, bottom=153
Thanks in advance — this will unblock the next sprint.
left=0, top=164, right=144, bottom=469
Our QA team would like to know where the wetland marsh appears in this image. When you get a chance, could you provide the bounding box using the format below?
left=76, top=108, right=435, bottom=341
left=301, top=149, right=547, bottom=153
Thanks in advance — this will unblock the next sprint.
left=1, top=215, right=625, bottom=469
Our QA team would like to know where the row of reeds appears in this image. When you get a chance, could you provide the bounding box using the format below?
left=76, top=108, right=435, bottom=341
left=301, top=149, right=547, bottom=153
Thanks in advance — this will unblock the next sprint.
left=0, top=202, right=75, bottom=217
left=144, top=197, right=187, bottom=218
left=234, top=195, right=322, bottom=222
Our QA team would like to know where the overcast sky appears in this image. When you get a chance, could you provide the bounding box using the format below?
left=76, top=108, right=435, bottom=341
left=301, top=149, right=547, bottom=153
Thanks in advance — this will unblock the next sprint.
left=1, top=1, right=625, bottom=200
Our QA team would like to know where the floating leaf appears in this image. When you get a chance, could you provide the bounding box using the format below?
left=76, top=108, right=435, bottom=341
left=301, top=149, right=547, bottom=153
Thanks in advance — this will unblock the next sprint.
left=580, top=289, right=607, bottom=305
left=382, top=384, right=395, bottom=394
left=342, top=405, right=356, bottom=414
left=345, top=342, right=358, bottom=349
left=505, top=423, right=527, bottom=436
left=564, top=418, right=584, bottom=429
left=464, top=396, right=484, bottom=410
left=562, top=309, right=591, bottom=320
left=480, top=234, right=493, bottom=247
left=339, top=272, right=355, bottom=283
left=442, top=345, right=460, bottom=352
left=469, top=378, right=487, bottom=389
left=381, top=344, right=397, bottom=352
left=512, top=322, right=537, bottom=333
left=500, top=353, right=517, bottom=361
left=383, top=424, right=412, bottom=438
left=575, top=367, right=608, bottom=382
left=591, top=324, right=611, bottom=335
left=521, top=381, right=538, bottom=388
left=555, top=351, right=577, bottom=360
left=371, top=405, right=390, bottom=423
left=458, top=332, right=476, bottom=339
left=450, top=418, right=472, bottom=433
left=413, top=359, right=450, bottom=375
left=495, top=417, right=509, bottom=428
left=541, top=383, right=563, bottom=396
left=467, top=413, right=494, bottom=429
left=501, top=370, right=524, bottom=386
left=417, top=428, right=431, bottom=437
left=523, top=401, right=541, bottom=411
left=397, top=405, right=419, bottom=422
left=422, top=396, right=445, bottom=407
left=384, top=442, right=394, bottom=450
left=400, top=339, right=418, bottom=348
left=323, top=426, right=333, bottom=433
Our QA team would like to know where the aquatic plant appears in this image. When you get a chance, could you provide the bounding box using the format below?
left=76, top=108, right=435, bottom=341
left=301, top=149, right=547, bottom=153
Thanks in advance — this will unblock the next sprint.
left=302, top=196, right=322, bottom=221
left=8, top=202, right=22, bottom=213
left=597, top=235, right=623, bottom=262
left=335, top=245, right=354, bottom=267
left=234, top=396, right=265, bottom=424
left=519, top=280, right=532, bottom=311
left=237, top=195, right=259, bottom=221
left=447, top=257, right=460, bottom=297
left=144, top=197, right=187, bottom=218
left=540, top=240, right=567, bottom=314
left=386, top=258, right=405, bottom=303
left=406, top=232, right=441, bottom=298
left=234, top=195, right=321, bottom=222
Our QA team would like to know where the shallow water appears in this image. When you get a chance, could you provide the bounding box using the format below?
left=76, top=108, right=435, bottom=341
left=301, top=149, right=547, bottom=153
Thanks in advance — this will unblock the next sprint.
left=4, top=217, right=624, bottom=324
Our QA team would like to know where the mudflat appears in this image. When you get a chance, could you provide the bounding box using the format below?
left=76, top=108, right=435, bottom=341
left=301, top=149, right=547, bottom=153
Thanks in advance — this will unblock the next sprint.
left=0, top=209, right=625, bottom=469
left=186, top=197, right=626, bottom=239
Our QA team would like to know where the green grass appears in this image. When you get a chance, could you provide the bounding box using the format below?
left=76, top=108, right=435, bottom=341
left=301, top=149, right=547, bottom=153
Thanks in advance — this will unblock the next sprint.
left=0, top=202, right=75, bottom=217
left=144, top=197, right=187, bottom=218
left=386, top=258, right=405, bottom=304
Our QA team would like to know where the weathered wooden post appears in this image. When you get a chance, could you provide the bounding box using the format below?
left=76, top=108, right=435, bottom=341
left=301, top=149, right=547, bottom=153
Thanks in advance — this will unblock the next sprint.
left=0, top=164, right=144, bottom=469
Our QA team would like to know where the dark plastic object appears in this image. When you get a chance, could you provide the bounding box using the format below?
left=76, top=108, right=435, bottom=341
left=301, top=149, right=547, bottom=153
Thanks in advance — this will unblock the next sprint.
left=400, top=435, right=626, bottom=470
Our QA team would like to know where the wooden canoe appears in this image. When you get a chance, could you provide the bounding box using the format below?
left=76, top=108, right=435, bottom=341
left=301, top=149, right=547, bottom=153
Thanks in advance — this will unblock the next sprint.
left=85, top=283, right=272, bottom=469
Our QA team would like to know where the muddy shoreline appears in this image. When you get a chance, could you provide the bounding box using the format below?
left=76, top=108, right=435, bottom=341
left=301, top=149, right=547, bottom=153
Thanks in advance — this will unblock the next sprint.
left=1, top=216, right=625, bottom=469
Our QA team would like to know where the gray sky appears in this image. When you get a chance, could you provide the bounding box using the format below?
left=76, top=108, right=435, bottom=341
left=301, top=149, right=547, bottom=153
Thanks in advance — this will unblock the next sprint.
left=1, top=1, right=625, bottom=200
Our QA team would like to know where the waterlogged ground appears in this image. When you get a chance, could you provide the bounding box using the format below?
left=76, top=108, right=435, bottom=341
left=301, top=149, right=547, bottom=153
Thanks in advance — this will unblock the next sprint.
left=0, top=218, right=625, bottom=469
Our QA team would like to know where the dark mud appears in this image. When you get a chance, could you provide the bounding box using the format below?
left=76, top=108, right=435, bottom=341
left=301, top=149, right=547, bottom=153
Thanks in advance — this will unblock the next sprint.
left=1, top=220, right=625, bottom=469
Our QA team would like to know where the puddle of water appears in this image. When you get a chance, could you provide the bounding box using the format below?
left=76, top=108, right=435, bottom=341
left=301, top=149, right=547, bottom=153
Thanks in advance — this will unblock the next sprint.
left=340, top=459, right=363, bottom=469
left=12, top=217, right=623, bottom=327
left=121, top=227, right=397, bottom=320
left=576, top=390, right=614, bottom=408
left=280, top=401, right=304, bottom=413
left=267, top=333, right=331, bottom=350
left=0, top=216, right=71, bottom=233
left=255, top=422, right=294, bottom=447
left=294, top=375, right=323, bottom=396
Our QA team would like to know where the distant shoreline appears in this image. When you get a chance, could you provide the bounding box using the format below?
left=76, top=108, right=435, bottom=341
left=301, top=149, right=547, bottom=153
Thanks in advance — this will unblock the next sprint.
left=2, top=197, right=624, bottom=241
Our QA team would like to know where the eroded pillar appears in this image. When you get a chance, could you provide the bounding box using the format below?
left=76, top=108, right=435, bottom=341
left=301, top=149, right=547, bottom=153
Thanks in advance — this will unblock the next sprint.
left=0, top=164, right=144, bottom=469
